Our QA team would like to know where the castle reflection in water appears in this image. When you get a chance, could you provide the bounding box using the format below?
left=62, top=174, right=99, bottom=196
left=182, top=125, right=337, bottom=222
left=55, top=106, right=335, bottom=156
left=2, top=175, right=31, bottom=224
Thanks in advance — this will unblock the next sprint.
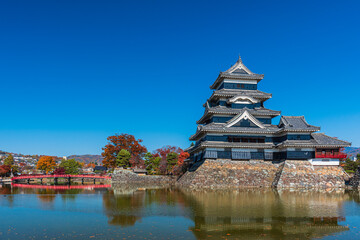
left=103, top=185, right=354, bottom=239
left=3, top=184, right=360, bottom=239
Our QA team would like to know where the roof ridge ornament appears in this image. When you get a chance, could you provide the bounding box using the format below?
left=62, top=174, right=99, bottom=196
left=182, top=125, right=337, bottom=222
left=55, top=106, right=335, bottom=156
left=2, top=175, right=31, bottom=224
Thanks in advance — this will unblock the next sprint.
left=224, top=56, right=254, bottom=75
left=238, top=54, right=242, bottom=63
left=226, top=110, right=265, bottom=128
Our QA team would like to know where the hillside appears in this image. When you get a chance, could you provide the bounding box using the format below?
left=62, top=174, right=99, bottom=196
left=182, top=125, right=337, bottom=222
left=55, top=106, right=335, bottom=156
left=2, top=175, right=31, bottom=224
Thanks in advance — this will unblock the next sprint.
left=67, top=155, right=103, bottom=165
left=344, top=147, right=360, bottom=157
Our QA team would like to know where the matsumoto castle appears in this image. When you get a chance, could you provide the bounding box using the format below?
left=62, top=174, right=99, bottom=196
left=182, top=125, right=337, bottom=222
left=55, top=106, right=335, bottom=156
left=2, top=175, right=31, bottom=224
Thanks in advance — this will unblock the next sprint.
left=188, top=57, right=351, bottom=166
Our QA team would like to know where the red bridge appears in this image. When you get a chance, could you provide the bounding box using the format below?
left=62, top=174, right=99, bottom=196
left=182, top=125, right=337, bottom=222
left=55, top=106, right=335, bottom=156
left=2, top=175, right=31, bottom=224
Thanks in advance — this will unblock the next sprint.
left=12, top=183, right=111, bottom=189
left=12, top=174, right=111, bottom=184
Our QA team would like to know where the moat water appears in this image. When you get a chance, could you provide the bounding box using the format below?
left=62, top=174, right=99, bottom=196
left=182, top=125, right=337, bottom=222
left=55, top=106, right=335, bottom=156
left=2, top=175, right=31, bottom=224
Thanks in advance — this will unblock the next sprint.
left=1, top=184, right=360, bottom=240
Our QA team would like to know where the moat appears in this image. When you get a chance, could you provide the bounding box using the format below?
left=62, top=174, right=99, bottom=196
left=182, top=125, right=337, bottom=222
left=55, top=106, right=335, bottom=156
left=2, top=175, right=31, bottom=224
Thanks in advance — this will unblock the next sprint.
left=1, top=184, right=360, bottom=239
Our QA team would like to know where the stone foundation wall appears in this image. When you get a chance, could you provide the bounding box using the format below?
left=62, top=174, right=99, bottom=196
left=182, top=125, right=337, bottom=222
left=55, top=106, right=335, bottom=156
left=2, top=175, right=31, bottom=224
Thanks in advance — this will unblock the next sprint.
left=275, top=160, right=346, bottom=189
left=177, top=159, right=347, bottom=189
left=112, top=169, right=176, bottom=187
left=177, top=159, right=281, bottom=189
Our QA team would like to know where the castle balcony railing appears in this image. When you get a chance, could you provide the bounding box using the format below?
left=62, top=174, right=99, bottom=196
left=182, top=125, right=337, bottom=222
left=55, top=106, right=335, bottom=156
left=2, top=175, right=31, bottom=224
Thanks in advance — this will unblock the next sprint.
left=204, top=150, right=218, bottom=159
left=264, top=152, right=273, bottom=160
left=315, top=153, right=347, bottom=159
left=232, top=151, right=251, bottom=160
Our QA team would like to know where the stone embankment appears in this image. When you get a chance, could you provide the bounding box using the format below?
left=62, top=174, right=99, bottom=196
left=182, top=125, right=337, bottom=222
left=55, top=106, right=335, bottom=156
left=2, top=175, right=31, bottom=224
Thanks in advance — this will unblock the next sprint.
left=112, top=161, right=349, bottom=189
left=276, top=160, right=347, bottom=189
left=177, top=159, right=348, bottom=189
left=111, top=169, right=176, bottom=187
left=176, top=159, right=281, bottom=189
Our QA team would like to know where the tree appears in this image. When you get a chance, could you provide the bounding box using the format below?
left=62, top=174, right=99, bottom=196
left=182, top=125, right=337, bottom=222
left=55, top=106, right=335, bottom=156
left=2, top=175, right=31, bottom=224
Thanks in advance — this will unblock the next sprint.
left=116, top=149, right=131, bottom=168
left=166, top=152, right=178, bottom=174
left=102, top=134, right=147, bottom=169
left=86, top=163, right=96, bottom=168
left=37, top=156, right=57, bottom=174
left=144, top=152, right=161, bottom=174
left=4, top=154, right=14, bottom=166
left=53, top=167, right=66, bottom=175
left=129, top=154, right=145, bottom=169
left=0, top=165, right=11, bottom=177
left=144, top=152, right=153, bottom=169
left=343, top=158, right=358, bottom=173
left=59, top=158, right=82, bottom=174
left=153, top=146, right=183, bottom=175
left=172, top=151, right=190, bottom=175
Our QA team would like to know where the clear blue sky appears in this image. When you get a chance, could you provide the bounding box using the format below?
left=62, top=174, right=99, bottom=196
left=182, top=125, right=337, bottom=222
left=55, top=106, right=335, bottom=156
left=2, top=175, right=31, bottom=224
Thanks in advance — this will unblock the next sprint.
left=1, top=0, right=359, bottom=156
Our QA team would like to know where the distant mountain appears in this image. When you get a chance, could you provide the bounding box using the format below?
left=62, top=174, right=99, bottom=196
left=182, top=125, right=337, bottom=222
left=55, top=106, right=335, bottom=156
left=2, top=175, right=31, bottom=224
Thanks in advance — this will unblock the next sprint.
left=67, top=155, right=103, bottom=165
left=344, top=147, right=360, bottom=157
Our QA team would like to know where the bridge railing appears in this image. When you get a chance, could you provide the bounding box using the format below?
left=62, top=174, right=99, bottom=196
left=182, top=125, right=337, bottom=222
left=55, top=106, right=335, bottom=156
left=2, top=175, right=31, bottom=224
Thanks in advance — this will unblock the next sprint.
left=12, top=174, right=111, bottom=180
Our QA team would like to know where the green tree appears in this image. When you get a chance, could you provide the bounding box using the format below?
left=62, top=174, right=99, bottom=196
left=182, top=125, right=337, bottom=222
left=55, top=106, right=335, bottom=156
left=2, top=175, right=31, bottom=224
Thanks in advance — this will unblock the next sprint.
left=343, top=158, right=358, bottom=173
left=4, top=154, right=14, bottom=166
left=152, top=157, right=161, bottom=173
left=116, top=149, right=131, bottom=168
left=59, top=158, right=82, bottom=174
left=166, top=152, right=178, bottom=174
left=144, top=152, right=161, bottom=174
left=144, top=152, right=154, bottom=170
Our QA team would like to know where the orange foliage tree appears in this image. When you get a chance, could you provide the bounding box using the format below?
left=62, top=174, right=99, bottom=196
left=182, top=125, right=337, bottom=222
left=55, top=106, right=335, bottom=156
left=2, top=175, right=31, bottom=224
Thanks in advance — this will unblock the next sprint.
left=102, top=134, right=147, bottom=169
left=172, top=151, right=190, bottom=175
left=36, top=156, right=57, bottom=174
left=86, top=163, right=96, bottom=168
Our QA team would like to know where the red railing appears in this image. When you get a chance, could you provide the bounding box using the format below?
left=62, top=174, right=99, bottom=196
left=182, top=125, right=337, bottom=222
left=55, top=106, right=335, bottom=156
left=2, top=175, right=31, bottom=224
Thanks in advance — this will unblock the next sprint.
left=11, top=183, right=111, bottom=189
left=315, top=153, right=347, bottom=159
left=12, top=174, right=111, bottom=181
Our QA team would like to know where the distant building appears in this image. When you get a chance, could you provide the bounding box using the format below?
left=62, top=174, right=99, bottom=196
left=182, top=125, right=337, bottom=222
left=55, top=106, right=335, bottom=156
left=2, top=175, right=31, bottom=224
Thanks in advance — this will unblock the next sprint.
left=132, top=168, right=147, bottom=175
left=94, top=166, right=107, bottom=172
left=187, top=57, right=351, bottom=166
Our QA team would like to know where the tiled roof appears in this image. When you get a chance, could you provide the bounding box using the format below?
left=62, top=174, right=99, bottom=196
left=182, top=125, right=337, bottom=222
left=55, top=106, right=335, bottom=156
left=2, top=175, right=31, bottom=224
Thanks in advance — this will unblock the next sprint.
left=210, top=57, right=264, bottom=89
left=278, top=116, right=320, bottom=132
left=312, top=133, right=351, bottom=147
left=209, top=89, right=272, bottom=101
left=276, top=139, right=319, bottom=148
left=276, top=133, right=351, bottom=148
left=190, top=122, right=280, bottom=140
left=197, top=107, right=281, bottom=124
left=196, top=141, right=274, bottom=149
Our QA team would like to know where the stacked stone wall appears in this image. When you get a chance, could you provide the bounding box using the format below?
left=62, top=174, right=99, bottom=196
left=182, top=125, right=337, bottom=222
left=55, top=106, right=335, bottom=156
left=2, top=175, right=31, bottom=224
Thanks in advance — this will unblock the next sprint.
left=112, top=169, right=176, bottom=187
left=276, top=160, right=346, bottom=189
left=177, top=159, right=281, bottom=189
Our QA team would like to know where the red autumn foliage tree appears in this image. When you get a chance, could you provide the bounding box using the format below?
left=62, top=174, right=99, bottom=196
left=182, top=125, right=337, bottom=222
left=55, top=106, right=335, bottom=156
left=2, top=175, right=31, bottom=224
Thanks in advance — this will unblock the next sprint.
left=172, top=151, right=190, bottom=175
left=178, top=151, right=190, bottom=165
left=102, top=134, right=147, bottom=169
left=153, top=146, right=182, bottom=174
left=53, top=167, right=66, bottom=175
left=153, top=146, right=189, bottom=175
left=0, top=165, right=11, bottom=177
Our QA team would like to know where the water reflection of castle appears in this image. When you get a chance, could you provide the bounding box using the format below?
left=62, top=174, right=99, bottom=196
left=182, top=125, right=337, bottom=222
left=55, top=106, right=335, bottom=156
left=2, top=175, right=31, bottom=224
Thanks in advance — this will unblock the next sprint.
left=104, top=187, right=351, bottom=239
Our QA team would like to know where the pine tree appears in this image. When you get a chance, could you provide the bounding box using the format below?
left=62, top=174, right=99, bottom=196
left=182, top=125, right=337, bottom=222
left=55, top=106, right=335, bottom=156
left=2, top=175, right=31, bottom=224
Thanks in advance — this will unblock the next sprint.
left=166, top=152, right=178, bottom=174
left=116, top=149, right=131, bottom=168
